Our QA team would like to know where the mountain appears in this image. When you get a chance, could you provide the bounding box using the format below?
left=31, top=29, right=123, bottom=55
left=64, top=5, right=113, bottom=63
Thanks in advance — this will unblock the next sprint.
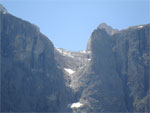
left=0, top=4, right=149, bottom=112
left=71, top=27, right=127, bottom=112
left=0, top=5, right=70, bottom=112
left=54, top=24, right=149, bottom=112
left=70, top=24, right=150, bottom=112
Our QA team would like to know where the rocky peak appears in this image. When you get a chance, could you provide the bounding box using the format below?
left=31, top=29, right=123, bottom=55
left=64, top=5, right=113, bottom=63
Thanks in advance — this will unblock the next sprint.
left=98, top=22, right=118, bottom=35
left=0, top=4, right=8, bottom=14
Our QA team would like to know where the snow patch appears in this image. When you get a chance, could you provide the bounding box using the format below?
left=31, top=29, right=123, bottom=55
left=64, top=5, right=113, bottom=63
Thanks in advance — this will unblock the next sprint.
left=63, top=52, right=74, bottom=58
left=70, top=102, right=83, bottom=109
left=87, top=59, right=91, bottom=61
left=87, top=51, right=91, bottom=54
left=64, top=68, right=75, bottom=75
left=80, top=50, right=86, bottom=53
left=2, top=11, right=6, bottom=14
left=137, top=26, right=143, bottom=28
left=56, top=48, right=63, bottom=53
left=56, top=48, right=74, bottom=58
left=80, top=50, right=91, bottom=54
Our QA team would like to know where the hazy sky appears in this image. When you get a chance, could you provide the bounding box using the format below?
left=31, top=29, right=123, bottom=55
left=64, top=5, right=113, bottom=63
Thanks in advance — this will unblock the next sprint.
left=1, top=0, right=149, bottom=51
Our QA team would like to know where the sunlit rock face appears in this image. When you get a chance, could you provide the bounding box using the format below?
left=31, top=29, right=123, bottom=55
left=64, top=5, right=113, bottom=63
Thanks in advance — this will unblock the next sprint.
left=0, top=10, right=69, bottom=112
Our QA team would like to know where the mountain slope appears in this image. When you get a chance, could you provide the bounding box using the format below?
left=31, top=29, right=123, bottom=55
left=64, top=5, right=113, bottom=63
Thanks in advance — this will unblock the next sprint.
left=54, top=48, right=91, bottom=87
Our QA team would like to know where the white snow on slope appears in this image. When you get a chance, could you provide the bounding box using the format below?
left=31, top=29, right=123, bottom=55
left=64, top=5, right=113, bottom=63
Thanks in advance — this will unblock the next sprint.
left=70, top=102, right=83, bottom=109
left=64, top=68, right=75, bottom=75
left=137, top=26, right=143, bottom=28
left=56, top=48, right=74, bottom=58
left=3, top=11, right=6, bottom=14
left=80, top=50, right=91, bottom=54
left=80, top=50, right=86, bottom=53
left=87, top=59, right=91, bottom=61
left=56, top=48, right=63, bottom=53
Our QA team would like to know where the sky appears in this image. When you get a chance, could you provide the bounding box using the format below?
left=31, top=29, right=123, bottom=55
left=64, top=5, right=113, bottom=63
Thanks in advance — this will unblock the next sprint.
left=0, top=0, right=149, bottom=51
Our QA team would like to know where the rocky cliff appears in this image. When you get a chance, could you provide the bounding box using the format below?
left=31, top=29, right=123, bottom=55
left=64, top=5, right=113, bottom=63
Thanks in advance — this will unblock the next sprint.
left=71, top=27, right=127, bottom=112
left=70, top=24, right=150, bottom=112
left=112, top=25, right=150, bottom=112
left=0, top=6, right=69, bottom=112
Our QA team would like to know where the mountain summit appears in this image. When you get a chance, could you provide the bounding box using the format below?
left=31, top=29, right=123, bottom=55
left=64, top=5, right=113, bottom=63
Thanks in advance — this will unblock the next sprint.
left=0, top=4, right=7, bottom=13
left=98, top=23, right=118, bottom=35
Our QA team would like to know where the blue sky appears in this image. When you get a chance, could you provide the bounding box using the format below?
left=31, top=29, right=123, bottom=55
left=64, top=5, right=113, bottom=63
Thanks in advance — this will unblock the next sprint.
left=1, top=0, right=149, bottom=51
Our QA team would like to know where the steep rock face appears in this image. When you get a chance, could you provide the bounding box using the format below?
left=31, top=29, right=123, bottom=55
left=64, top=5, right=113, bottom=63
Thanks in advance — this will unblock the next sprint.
left=71, top=28, right=127, bottom=112
left=0, top=12, right=68, bottom=112
left=112, top=25, right=150, bottom=112
left=71, top=24, right=150, bottom=112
